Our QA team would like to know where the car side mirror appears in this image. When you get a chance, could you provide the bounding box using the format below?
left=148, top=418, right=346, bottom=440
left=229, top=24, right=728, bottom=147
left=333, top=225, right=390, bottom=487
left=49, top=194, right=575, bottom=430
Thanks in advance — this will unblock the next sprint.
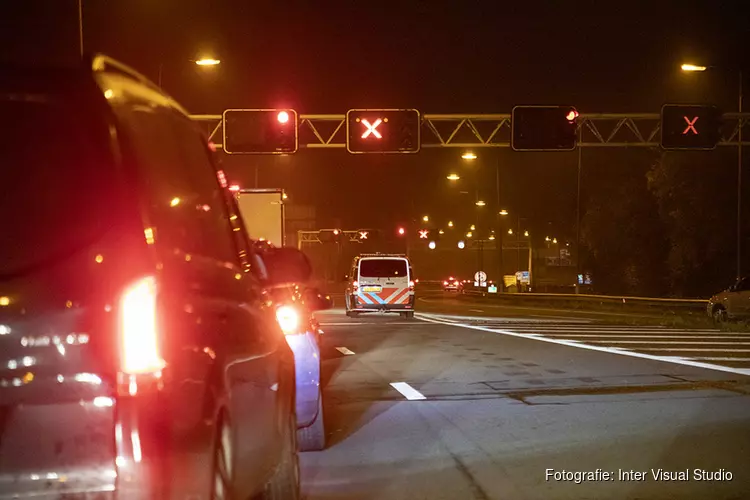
left=304, top=288, right=333, bottom=311
left=262, top=248, right=312, bottom=286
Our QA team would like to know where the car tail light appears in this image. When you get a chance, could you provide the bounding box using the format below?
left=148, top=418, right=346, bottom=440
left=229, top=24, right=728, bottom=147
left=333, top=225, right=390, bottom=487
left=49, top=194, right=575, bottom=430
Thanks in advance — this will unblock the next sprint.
left=276, top=305, right=300, bottom=335
left=409, top=280, right=415, bottom=291
left=119, top=276, right=165, bottom=375
left=353, top=281, right=359, bottom=291
left=443, top=281, right=449, bottom=286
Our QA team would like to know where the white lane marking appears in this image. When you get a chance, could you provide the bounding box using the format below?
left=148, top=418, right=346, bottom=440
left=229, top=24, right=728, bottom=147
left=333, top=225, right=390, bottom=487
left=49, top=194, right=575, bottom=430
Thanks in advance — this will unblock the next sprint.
left=469, top=309, right=485, bottom=313
left=634, top=348, right=750, bottom=352
left=336, top=347, right=355, bottom=355
left=390, top=382, right=426, bottom=400
left=417, top=313, right=592, bottom=324
left=591, top=340, right=750, bottom=345
left=538, top=334, right=750, bottom=339
left=417, top=315, right=750, bottom=377
left=691, top=357, right=750, bottom=362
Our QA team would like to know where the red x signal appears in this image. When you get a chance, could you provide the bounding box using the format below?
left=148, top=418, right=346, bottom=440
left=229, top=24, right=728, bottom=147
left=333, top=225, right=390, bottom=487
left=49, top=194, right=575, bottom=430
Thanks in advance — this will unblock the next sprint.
left=682, top=116, right=699, bottom=135
left=419, top=229, right=429, bottom=239
left=361, top=119, right=383, bottom=139
left=359, top=231, right=368, bottom=239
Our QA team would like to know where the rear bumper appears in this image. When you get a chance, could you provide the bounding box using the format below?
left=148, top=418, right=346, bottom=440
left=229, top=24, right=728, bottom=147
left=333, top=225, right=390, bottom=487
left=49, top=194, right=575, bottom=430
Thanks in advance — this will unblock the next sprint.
left=0, top=377, right=214, bottom=499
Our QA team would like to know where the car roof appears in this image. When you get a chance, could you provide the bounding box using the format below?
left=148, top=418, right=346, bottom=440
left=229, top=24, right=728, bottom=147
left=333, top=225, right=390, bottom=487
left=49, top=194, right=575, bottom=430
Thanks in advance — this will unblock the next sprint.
left=1, top=54, right=190, bottom=119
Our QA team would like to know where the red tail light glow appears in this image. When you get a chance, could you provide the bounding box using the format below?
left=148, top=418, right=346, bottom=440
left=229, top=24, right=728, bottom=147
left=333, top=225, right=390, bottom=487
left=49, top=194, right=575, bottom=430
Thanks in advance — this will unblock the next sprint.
left=276, top=305, right=300, bottom=335
left=119, top=276, right=165, bottom=375
left=409, top=280, right=415, bottom=290
left=443, top=281, right=449, bottom=286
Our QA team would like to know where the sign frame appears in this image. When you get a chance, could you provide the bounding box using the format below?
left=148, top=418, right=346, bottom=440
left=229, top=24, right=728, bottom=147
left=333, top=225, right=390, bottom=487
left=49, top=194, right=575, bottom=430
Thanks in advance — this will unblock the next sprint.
left=345, top=108, right=422, bottom=154
left=511, top=105, right=579, bottom=152
left=222, top=108, right=299, bottom=155
left=659, top=103, right=721, bottom=151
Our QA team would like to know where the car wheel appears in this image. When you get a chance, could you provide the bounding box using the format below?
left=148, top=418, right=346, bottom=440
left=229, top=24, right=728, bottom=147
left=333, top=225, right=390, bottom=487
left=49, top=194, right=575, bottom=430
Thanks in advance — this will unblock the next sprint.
left=406, top=311, right=415, bottom=319
left=211, top=415, right=233, bottom=500
left=712, top=306, right=728, bottom=323
left=261, top=412, right=300, bottom=500
left=297, top=394, right=325, bottom=451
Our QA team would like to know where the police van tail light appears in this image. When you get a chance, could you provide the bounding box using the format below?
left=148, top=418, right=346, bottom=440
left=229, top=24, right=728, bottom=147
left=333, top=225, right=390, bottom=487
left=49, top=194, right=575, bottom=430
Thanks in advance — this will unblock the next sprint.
left=119, top=276, right=165, bottom=377
left=409, top=280, right=415, bottom=291
left=353, top=281, right=359, bottom=291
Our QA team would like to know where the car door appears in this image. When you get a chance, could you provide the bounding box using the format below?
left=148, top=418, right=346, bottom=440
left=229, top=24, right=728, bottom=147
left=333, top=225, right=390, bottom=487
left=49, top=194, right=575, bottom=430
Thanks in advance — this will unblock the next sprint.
left=728, top=278, right=750, bottom=318
left=166, top=112, right=284, bottom=488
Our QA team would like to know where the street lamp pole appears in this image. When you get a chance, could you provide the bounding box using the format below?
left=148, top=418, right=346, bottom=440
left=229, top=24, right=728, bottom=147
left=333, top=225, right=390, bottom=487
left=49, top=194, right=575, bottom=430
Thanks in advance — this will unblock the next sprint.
left=737, top=70, right=743, bottom=280
left=575, top=124, right=583, bottom=293
left=78, top=0, right=83, bottom=56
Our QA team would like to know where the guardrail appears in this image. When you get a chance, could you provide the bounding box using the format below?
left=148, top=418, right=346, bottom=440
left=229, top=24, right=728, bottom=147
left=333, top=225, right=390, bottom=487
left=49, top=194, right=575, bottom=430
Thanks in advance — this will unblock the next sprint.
left=461, top=289, right=709, bottom=314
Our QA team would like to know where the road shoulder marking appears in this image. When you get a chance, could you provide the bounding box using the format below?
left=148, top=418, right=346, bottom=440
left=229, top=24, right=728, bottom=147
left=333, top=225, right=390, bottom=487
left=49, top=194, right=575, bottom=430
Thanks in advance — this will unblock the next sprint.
left=390, top=382, right=426, bottom=400
left=335, top=346, right=355, bottom=355
left=417, top=314, right=750, bottom=377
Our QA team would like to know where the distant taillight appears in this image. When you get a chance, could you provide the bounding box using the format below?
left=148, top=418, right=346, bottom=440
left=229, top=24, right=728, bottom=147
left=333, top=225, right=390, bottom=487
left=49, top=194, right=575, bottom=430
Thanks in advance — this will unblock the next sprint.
left=119, top=276, right=165, bottom=375
left=443, top=281, right=449, bottom=286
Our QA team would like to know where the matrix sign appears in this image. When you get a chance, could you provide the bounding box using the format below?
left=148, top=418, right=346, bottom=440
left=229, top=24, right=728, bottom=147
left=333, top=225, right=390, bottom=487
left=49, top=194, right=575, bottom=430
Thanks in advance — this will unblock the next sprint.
left=346, top=109, right=421, bottom=154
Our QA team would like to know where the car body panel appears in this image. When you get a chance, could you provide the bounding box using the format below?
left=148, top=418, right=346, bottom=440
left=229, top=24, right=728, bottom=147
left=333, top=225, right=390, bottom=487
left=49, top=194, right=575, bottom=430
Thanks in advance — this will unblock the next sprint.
left=0, top=58, right=296, bottom=499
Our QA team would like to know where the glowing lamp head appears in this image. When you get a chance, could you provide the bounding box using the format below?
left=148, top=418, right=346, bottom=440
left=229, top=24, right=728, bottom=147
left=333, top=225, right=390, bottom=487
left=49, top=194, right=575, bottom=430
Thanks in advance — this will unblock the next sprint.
left=276, top=305, right=300, bottom=335
left=566, top=109, right=579, bottom=122
left=277, top=111, right=290, bottom=124
left=398, top=227, right=406, bottom=235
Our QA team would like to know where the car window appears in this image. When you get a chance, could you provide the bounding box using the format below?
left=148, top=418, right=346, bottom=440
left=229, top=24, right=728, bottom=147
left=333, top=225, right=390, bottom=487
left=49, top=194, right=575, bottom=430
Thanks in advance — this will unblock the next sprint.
left=114, top=104, right=236, bottom=263
left=359, top=259, right=408, bottom=278
left=0, top=96, right=125, bottom=278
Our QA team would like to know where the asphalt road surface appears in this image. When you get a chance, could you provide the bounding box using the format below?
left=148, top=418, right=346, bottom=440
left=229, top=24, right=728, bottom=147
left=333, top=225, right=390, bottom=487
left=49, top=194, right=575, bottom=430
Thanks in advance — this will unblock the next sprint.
left=300, top=298, right=750, bottom=500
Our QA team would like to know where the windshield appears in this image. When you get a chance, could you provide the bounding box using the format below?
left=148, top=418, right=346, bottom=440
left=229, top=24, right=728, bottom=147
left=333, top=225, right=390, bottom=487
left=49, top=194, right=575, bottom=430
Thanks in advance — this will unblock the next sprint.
left=0, top=97, right=120, bottom=278
left=359, top=259, right=408, bottom=278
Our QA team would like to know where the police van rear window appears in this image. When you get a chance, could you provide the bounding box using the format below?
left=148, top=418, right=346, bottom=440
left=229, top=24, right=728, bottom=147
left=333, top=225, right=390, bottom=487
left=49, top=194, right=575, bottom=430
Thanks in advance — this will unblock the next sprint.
left=359, top=259, right=407, bottom=278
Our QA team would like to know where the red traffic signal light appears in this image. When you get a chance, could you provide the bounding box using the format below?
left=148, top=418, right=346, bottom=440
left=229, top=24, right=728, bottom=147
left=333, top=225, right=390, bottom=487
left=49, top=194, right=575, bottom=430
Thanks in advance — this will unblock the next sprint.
left=359, top=231, right=369, bottom=240
left=223, top=109, right=298, bottom=155
left=346, top=109, right=421, bottom=154
left=397, top=227, right=406, bottom=236
left=333, top=229, right=341, bottom=236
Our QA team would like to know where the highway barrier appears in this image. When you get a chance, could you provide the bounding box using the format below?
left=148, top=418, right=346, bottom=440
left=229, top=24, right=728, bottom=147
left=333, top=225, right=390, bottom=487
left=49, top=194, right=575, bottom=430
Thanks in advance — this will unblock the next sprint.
left=460, top=289, right=709, bottom=316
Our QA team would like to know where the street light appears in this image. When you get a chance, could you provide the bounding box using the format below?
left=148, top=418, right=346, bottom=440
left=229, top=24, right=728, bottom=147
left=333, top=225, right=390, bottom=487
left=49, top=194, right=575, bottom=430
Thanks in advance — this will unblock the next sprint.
left=447, top=173, right=460, bottom=181
left=466, top=232, right=473, bottom=238
left=524, top=230, right=529, bottom=237
left=475, top=200, right=486, bottom=207
left=470, top=224, right=476, bottom=231
left=422, top=215, right=429, bottom=222
left=681, top=61, right=743, bottom=279
left=681, top=63, right=707, bottom=72
left=499, top=209, right=509, bottom=216
left=462, top=152, right=477, bottom=160
left=196, top=58, right=221, bottom=66
left=508, top=228, right=513, bottom=235
left=448, top=221, right=454, bottom=227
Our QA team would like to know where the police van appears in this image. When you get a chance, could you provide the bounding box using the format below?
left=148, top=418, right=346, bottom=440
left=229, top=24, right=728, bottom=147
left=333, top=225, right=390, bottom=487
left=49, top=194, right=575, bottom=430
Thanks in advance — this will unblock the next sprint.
left=345, top=253, right=415, bottom=317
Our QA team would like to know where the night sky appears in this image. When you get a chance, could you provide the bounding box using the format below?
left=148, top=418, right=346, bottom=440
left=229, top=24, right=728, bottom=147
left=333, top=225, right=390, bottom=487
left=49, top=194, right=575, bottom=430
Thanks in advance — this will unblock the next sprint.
left=2, top=0, right=747, bottom=236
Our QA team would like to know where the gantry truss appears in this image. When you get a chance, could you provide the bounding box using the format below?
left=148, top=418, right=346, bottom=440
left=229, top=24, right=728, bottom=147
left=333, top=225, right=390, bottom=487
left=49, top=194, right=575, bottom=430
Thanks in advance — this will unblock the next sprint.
left=191, top=112, right=750, bottom=150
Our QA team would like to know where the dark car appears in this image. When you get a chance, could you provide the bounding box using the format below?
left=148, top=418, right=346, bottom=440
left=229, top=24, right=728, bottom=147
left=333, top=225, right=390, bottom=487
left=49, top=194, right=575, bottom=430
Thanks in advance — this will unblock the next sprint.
left=0, top=55, right=302, bottom=499
left=442, top=277, right=463, bottom=292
